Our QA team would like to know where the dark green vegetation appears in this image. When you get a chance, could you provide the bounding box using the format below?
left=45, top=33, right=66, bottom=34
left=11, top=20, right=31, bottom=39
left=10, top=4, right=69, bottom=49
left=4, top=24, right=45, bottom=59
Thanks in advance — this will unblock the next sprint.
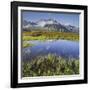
left=22, top=54, right=79, bottom=77
left=23, top=31, right=79, bottom=41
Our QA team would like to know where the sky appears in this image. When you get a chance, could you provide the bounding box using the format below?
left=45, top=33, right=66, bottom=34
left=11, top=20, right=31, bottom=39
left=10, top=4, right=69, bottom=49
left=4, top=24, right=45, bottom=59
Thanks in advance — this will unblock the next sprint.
left=22, top=10, right=80, bottom=27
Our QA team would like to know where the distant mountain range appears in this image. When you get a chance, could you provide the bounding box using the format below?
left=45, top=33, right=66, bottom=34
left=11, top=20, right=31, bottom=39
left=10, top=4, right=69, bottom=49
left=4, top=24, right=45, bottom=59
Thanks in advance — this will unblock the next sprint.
left=23, top=19, right=79, bottom=33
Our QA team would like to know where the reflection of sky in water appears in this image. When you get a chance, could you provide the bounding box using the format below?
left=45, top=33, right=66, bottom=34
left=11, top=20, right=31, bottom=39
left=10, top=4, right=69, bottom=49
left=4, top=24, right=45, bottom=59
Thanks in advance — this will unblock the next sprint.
left=22, top=40, right=79, bottom=62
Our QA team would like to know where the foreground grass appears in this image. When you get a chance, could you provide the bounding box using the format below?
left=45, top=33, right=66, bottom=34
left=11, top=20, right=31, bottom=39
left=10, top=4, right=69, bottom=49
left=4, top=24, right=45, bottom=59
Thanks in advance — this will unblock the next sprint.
left=22, top=54, right=79, bottom=77
left=23, top=31, right=79, bottom=41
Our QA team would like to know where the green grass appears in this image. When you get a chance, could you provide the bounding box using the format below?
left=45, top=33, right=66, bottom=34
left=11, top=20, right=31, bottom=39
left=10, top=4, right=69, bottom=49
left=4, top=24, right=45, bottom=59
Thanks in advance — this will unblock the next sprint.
left=22, top=54, right=79, bottom=77
left=23, top=36, right=46, bottom=41
left=22, top=31, right=79, bottom=41
left=23, top=42, right=35, bottom=48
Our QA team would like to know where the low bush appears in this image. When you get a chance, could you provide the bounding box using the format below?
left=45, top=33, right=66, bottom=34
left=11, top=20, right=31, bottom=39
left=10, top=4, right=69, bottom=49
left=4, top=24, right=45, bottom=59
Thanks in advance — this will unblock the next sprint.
left=22, top=54, right=79, bottom=77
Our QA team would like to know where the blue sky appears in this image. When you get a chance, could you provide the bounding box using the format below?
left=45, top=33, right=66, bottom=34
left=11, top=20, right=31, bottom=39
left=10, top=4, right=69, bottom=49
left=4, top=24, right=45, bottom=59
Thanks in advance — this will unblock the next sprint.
left=22, top=11, right=80, bottom=27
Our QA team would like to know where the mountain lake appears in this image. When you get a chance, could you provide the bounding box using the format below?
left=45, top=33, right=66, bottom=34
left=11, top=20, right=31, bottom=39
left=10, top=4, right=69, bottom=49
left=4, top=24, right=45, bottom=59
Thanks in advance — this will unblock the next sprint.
left=22, top=40, right=79, bottom=62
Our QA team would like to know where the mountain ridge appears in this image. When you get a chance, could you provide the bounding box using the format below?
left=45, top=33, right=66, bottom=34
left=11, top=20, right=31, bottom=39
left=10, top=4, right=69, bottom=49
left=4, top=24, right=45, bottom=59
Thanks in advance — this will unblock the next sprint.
left=23, top=19, right=79, bottom=33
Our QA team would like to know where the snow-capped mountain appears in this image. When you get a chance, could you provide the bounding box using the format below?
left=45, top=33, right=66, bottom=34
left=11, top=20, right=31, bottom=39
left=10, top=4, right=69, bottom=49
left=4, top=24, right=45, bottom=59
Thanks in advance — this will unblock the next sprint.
left=23, top=20, right=38, bottom=29
left=23, top=19, right=79, bottom=33
left=66, top=25, right=79, bottom=33
left=36, top=19, right=59, bottom=27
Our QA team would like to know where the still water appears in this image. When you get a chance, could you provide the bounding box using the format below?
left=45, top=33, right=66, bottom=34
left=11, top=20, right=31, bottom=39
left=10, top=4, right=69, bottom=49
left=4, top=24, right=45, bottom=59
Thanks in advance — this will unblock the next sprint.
left=22, top=40, right=79, bottom=61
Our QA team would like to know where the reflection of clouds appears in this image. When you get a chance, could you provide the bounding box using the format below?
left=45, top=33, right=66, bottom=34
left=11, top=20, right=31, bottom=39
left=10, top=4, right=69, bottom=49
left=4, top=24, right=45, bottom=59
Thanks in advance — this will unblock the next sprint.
left=23, top=40, right=79, bottom=61
left=46, top=45, right=50, bottom=50
left=47, top=40, right=53, bottom=42
left=37, top=48, right=43, bottom=52
left=46, top=40, right=54, bottom=44
left=24, top=49, right=31, bottom=54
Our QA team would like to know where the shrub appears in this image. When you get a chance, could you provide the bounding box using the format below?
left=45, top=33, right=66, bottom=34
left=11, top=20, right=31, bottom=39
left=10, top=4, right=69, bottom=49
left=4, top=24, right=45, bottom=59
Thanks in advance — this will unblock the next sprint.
left=22, top=54, right=79, bottom=77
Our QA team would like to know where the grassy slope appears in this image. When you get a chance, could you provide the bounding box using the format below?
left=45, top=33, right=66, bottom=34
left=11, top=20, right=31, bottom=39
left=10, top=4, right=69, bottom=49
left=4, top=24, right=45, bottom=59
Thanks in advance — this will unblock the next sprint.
left=23, top=31, right=79, bottom=41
